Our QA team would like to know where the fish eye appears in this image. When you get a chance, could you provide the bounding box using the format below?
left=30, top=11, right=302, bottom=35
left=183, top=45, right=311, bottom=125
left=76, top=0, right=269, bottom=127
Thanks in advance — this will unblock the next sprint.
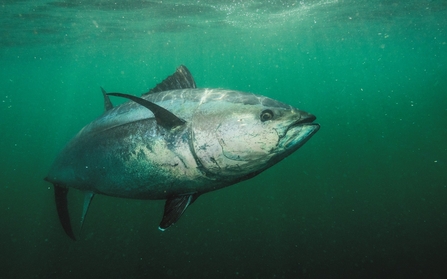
left=260, top=109, right=274, bottom=122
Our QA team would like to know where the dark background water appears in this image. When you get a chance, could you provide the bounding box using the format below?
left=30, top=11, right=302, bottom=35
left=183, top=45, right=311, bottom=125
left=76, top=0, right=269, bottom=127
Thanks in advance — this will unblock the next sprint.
left=1, top=0, right=447, bottom=278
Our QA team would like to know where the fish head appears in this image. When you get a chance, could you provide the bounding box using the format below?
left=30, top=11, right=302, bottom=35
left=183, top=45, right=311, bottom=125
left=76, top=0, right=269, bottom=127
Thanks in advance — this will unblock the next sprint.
left=191, top=90, right=319, bottom=180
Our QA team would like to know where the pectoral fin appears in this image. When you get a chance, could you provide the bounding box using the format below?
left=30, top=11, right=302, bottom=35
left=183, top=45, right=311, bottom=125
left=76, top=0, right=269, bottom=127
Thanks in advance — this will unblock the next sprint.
left=54, top=184, right=76, bottom=240
left=107, top=92, right=186, bottom=129
left=159, top=193, right=199, bottom=231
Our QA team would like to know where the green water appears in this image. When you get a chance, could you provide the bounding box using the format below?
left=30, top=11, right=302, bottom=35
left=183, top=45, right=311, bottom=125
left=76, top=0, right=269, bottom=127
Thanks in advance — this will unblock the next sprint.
left=1, top=0, right=447, bottom=278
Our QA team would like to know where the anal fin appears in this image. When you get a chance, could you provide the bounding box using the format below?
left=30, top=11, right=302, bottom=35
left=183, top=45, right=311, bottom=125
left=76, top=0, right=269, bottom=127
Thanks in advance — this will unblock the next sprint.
left=159, top=193, right=199, bottom=231
left=80, top=191, right=95, bottom=232
left=54, top=184, right=76, bottom=240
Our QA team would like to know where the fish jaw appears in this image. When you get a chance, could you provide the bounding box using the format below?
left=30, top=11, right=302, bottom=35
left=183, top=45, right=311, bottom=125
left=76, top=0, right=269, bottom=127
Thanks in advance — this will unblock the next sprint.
left=279, top=122, right=320, bottom=152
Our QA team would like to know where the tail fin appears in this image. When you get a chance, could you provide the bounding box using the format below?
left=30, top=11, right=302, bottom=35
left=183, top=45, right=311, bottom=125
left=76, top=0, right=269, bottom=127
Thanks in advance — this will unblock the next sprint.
left=54, top=184, right=76, bottom=240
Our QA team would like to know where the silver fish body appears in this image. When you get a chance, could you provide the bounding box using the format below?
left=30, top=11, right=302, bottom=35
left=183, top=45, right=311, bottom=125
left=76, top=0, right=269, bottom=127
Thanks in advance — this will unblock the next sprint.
left=45, top=66, right=319, bottom=239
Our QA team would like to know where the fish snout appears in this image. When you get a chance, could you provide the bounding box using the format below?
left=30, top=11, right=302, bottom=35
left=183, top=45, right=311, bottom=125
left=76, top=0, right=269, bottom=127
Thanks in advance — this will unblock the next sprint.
left=297, top=111, right=316, bottom=125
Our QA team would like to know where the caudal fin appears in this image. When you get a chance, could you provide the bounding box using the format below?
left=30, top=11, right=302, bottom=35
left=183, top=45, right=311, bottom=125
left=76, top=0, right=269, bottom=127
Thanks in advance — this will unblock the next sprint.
left=54, top=184, right=76, bottom=240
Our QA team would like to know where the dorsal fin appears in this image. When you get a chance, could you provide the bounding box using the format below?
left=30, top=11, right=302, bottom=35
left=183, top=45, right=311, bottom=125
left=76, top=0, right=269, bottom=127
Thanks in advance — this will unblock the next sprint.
left=100, top=87, right=114, bottom=111
left=107, top=92, right=186, bottom=129
left=142, top=65, right=196, bottom=97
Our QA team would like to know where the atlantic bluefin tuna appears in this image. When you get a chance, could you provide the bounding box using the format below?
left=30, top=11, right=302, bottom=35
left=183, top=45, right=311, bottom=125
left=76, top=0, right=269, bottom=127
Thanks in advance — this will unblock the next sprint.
left=45, top=65, right=320, bottom=239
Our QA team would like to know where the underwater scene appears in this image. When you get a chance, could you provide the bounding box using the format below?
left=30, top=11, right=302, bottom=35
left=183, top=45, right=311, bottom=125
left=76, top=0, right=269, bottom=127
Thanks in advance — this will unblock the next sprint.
left=1, top=0, right=447, bottom=278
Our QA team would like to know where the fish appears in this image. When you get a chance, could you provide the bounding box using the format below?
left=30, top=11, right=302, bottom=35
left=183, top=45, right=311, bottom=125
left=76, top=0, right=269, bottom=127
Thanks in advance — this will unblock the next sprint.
left=44, top=65, right=320, bottom=240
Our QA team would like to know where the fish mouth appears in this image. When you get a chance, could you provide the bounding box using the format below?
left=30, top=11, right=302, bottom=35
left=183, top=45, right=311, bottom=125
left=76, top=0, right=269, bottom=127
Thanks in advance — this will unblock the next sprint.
left=280, top=114, right=320, bottom=151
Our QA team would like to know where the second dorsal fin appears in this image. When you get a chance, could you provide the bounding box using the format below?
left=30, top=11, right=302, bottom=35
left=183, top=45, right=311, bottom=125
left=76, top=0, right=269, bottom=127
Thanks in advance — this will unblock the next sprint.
left=142, top=65, right=196, bottom=97
left=100, top=87, right=114, bottom=111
